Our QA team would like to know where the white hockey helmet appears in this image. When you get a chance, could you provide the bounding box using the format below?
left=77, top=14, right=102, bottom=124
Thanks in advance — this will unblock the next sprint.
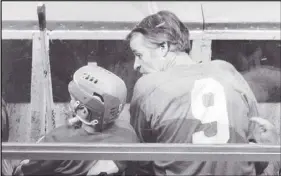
left=68, top=63, right=127, bottom=131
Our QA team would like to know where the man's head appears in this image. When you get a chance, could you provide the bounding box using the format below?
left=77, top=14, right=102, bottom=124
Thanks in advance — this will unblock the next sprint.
left=67, top=64, right=127, bottom=132
left=126, top=10, right=191, bottom=75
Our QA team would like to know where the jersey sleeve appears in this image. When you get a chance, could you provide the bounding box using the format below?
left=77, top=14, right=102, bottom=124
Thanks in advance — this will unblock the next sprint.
left=130, top=100, right=154, bottom=143
left=129, top=98, right=154, bottom=175
left=107, top=119, right=141, bottom=174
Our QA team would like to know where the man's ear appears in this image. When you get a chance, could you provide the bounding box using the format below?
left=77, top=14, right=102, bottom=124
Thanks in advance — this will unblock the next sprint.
left=159, top=42, right=169, bottom=57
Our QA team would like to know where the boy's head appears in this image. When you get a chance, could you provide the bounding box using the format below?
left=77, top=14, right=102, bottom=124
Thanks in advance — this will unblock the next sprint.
left=67, top=64, right=127, bottom=131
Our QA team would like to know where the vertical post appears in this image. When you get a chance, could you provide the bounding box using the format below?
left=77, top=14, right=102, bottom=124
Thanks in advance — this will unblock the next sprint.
left=28, top=32, right=45, bottom=142
left=191, top=39, right=212, bottom=63
left=37, top=3, right=54, bottom=134
left=28, top=3, right=54, bottom=142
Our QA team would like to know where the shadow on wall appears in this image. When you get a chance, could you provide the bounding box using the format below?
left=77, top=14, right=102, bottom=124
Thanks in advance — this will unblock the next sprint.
left=1, top=40, right=141, bottom=103
left=212, top=40, right=281, bottom=103
left=1, top=40, right=280, bottom=103
left=49, top=40, right=141, bottom=103
left=1, top=40, right=32, bottom=103
left=212, top=40, right=281, bottom=72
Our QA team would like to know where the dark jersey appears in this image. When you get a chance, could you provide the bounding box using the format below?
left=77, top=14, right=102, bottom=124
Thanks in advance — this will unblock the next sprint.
left=19, top=119, right=139, bottom=176
left=130, top=60, right=259, bottom=175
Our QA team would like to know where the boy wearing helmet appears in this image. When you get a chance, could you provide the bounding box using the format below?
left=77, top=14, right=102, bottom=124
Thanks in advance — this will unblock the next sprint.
left=13, top=64, right=139, bottom=176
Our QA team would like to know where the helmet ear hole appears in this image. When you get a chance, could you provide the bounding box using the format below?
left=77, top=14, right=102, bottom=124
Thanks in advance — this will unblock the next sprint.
left=93, top=92, right=104, bottom=102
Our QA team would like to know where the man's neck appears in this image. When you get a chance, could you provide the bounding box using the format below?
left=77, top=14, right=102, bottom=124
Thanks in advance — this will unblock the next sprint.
left=165, top=52, right=197, bottom=70
left=175, top=53, right=196, bottom=66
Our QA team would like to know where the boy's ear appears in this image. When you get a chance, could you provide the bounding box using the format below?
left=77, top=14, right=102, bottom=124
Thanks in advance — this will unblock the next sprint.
left=76, top=106, right=89, bottom=117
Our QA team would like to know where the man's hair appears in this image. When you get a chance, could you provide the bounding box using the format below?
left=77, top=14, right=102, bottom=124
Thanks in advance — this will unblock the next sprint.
left=126, top=10, right=191, bottom=54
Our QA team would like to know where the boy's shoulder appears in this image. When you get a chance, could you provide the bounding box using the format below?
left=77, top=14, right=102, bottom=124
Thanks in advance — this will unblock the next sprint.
left=105, top=119, right=139, bottom=143
left=42, top=120, right=139, bottom=143
left=42, top=125, right=78, bottom=142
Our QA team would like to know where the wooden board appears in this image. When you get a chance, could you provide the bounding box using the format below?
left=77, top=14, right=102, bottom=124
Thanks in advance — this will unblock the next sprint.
left=202, top=2, right=281, bottom=30
left=2, top=2, right=203, bottom=31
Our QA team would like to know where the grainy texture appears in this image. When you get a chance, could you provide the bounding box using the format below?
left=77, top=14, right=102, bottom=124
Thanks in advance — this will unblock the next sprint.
left=5, top=103, right=30, bottom=142
left=2, top=40, right=280, bottom=144
left=49, top=40, right=140, bottom=103
left=2, top=2, right=203, bottom=30
left=243, top=66, right=281, bottom=102
left=212, top=41, right=281, bottom=72
left=1, top=40, right=32, bottom=103
left=257, top=103, right=280, bottom=135
left=2, top=40, right=280, bottom=103
left=202, top=2, right=280, bottom=30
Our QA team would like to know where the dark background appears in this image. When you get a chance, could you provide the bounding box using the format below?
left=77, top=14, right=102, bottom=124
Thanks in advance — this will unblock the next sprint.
left=1, top=40, right=280, bottom=103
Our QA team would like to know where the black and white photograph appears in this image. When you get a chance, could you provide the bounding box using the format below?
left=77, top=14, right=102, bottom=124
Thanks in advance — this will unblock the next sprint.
left=1, top=1, right=281, bottom=176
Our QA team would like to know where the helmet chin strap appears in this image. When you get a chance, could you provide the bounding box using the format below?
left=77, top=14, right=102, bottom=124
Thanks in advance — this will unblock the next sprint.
left=68, top=115, right=99, bottom=126
left=74, top=114, right=99, bottom=126
left=68, top=100, right=99, bottom=126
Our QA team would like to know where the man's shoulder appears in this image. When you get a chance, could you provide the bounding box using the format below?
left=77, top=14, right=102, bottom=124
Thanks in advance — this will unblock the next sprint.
left=211, top=59, right=235, bottom=69
left=134, top=72, right=166, bottom=90
left=132, top=72, right=170, bottom=102
left=132, top=62, right=227, bottom=95
left=46, top=123, right=139, bottom=143
left=131, top=61, right=247, bottom=107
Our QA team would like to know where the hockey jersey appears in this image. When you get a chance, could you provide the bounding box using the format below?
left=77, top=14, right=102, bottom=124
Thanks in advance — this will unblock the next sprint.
left=130, top=60, right=259, bottom=175
left=17, top=119, right=139, bottom=176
